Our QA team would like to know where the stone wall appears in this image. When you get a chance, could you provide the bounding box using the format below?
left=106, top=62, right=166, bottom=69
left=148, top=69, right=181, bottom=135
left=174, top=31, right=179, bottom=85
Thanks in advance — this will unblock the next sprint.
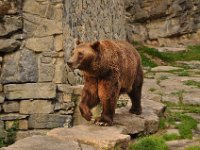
left=63, top=0, right=126, bottom=85
left=0, top=0, right=126, bottom=141
left=125, top=0, right=200, bottom=47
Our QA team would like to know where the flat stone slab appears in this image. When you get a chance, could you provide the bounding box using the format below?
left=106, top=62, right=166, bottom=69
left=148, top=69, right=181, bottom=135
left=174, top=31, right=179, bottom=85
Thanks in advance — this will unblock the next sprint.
left=0, top=136, right=82, bottom=150
left=48, top=125, right=130, bottom=149
left=151, top=66, right=182, bottom=72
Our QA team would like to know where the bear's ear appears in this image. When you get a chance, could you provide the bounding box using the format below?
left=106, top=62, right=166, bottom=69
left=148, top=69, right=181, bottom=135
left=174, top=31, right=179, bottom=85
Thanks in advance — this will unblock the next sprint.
left=91, top=41, right=100, bottom=52
left=76, top=40, right=83, bottom=45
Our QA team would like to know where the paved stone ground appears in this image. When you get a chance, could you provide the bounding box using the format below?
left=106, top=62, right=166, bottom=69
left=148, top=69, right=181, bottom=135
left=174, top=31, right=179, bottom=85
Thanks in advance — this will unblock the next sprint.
left=143, top=64, right=200, bottom=150
left=1, top=63, right=200, bottom=150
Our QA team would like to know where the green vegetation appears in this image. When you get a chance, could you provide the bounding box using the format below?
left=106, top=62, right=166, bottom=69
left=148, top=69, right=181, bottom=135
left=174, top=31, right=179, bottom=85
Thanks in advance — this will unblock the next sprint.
left=185, top=146, right=200, bottom=150
left=114, top=147, right=121, bottom=150
left=149, top=88, right=156, bottom=92
left=137, top=46, right=172, bottom=62
left=0, top=121, right=19, bottom=148
left=164, top=101, right=200, bottom=113
left=129, top=136, right=168, bottom=150
left=162, top=133, right=180, bottom=141
left=178, top=70, right=190, bottom=76
left=159, top=102, right=198, bottom=139
left=159, top=75, right=169, bottom=80
left=0, top=138, right=4, bottom=148
left=184, top=80, right=200, bottom=88
left=117, top=100, right=128, bottom=108
left=177, top=115, right=197, bottom=139
left=136, top=44, right=200, bottom=68
left=171, top=90, right=185, bottom=103
left=159, top=118, right=166, bottom=129
left=140, top=53, right=158, bottom=68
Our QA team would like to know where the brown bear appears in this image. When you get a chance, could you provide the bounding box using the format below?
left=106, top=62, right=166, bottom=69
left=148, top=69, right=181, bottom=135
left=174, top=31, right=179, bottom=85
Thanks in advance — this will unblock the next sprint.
left=67, top=40, right=143, bottom=126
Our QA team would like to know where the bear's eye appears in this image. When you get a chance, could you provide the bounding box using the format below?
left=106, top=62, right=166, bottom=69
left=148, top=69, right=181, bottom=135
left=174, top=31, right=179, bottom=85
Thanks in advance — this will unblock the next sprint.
left=78, top=52, right=83, bottom=59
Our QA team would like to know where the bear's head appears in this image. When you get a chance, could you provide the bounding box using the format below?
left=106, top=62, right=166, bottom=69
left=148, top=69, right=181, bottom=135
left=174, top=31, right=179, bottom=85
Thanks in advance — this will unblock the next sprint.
left=67, top=40, right=100, bottom=71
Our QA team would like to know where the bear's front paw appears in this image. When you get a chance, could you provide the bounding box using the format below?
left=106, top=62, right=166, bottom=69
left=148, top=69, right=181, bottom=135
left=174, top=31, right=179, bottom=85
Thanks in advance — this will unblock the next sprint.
left=79, top=105, right=92, bottom=121
left=94, top=117, right=113, bottom=126
left=82, top=112, right=92, bottom=121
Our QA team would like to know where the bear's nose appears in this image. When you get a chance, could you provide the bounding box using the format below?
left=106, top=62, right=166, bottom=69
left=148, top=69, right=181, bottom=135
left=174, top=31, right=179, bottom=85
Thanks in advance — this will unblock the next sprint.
left=67, top=61, right=73, bottom=67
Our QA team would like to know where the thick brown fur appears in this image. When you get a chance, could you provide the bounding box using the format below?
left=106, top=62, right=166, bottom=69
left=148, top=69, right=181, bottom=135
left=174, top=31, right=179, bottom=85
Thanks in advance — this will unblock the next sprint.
left=67, top=40, right=143, bottom=126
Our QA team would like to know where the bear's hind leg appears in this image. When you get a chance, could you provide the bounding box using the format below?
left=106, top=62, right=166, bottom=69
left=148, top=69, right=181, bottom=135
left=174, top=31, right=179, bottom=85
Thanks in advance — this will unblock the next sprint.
left=128, top=66, right=143, bottom=115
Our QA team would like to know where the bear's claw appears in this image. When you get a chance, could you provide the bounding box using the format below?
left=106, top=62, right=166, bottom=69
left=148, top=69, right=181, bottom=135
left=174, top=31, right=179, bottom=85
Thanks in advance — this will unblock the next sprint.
left=94, top=117, right=113, bottom=126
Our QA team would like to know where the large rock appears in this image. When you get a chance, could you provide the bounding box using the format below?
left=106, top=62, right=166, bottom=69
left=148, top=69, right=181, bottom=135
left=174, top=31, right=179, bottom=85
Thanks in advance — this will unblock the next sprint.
left=114, top=99, right=165, bottom=135
left=20, top=100, right=54, bottom=114
left=47, top=97, right=165, bottom=149
left=0, top=49, right=38, bottom=84
left=4, top=83, right=56, bottom=100
left=48, top=125, right=130, bottom=149
left=28, top=114, right=72, bottom=129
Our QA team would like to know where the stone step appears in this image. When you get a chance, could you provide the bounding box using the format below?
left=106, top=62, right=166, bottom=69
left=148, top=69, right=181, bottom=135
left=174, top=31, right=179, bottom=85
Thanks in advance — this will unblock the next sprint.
left=1, top=99, right=166, bottom=150
left=47, top=99, right=165, bottom=149
left=48, top=125, right=130, bottom=149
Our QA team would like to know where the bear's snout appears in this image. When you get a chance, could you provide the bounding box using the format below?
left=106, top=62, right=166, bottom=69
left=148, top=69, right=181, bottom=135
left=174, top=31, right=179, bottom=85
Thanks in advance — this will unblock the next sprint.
left=67, top=61, right=73, bottom=67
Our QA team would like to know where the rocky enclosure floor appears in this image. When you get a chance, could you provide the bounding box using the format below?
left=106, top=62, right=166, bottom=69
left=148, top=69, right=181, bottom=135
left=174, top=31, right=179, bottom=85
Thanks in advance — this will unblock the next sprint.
left=1, top=63, right=200, bottom=150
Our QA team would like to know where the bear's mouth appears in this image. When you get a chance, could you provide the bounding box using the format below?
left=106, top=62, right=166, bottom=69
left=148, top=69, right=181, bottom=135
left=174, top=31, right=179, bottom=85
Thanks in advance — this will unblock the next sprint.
left=68, top=63, right=81, bottom=70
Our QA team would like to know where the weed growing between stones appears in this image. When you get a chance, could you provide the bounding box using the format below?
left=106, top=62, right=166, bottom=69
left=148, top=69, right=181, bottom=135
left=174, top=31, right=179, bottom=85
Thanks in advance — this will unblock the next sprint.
left=117, top=100, right=128, bottom=108
left=178, top=70, right=190, bottom=76
left=183, top=80, right=200, bottom=88
left=149, top=88, right=156, bottom=92
left=158, top=75, right=169, bottom=80
left=140, top=53, right=158, bottom=68
left=162, top=133, right=181, bottom=141
left=158, top=102, right=198, bottom=140
left=0, top=120, right=19, bottom=148
left=176, top=114, right=197, bottom=139
left=0, top=138, right=4, bottom=148
left=171, top=90, right=185, bottom=103
left=163, top=101, right=200, bottom=113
